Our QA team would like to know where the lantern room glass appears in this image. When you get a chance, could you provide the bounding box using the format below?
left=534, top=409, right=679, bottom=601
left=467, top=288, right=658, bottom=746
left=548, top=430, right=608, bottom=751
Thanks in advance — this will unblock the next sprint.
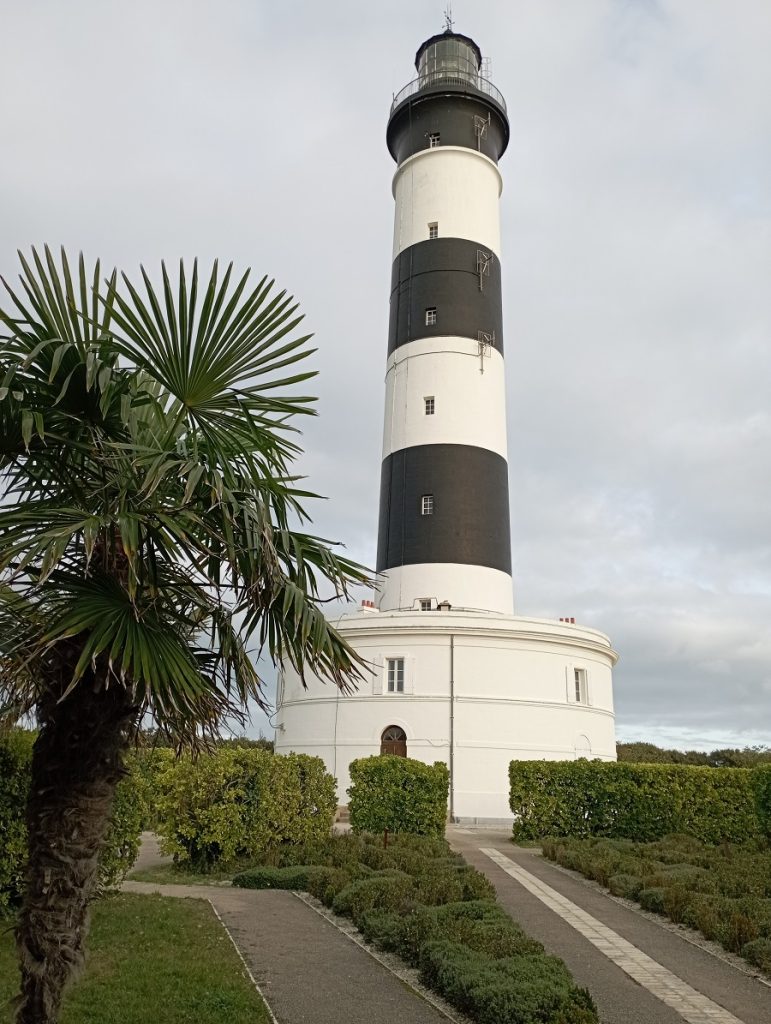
left=417, top=37, right=479, bottom=87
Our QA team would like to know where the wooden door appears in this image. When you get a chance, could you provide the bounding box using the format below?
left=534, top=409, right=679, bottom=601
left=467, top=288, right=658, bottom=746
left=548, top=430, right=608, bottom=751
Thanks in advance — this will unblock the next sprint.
left=380, top=725, right=407, bottom=757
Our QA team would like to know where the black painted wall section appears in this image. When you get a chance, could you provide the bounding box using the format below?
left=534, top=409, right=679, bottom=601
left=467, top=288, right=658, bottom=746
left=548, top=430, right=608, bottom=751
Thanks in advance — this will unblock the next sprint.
left=387, top=91, right=509, bottom=165
left=377, top=444, right=512, bottom=575
left=388, top=238, right=503, bottom=355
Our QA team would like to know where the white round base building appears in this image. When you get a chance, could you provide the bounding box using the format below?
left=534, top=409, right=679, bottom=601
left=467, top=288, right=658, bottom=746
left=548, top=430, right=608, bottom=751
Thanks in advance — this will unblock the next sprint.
left=276, top=27, right=618, bottom=822
left=275, top=608, right=617, bottom=824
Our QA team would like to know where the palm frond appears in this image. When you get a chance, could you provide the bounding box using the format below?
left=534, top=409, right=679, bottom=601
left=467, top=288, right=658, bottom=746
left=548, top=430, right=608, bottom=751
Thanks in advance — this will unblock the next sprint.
left=0, top=249, right=372, bottom=744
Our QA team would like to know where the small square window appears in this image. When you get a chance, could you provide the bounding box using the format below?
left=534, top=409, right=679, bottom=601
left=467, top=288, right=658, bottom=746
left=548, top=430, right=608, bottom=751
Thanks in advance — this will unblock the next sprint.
left=387, top=657, right=405, bottom=693
left=419, top=599, right=432, bottom=611
left=429, top=132, right=440, bottom=148
left=425, top=307, right=437, bottom=326
left=424, top=396, right=435, bottom=415
left=574, top=668, right=588, bottom=704
left=428, top=222, right=438, bottom=239
left=421, top=494, right=434, bottom=516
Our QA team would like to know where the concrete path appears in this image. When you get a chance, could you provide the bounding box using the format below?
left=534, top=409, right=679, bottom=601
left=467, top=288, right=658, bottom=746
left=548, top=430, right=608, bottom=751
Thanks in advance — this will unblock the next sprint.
left=123, top=880, right=453, bottom=1024
left=447, top=827, right=771, bottom=1024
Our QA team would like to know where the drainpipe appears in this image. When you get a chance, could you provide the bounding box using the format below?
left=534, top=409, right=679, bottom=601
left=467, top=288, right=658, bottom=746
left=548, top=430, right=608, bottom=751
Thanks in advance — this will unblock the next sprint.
left=449, top=634, right=455, bottom=822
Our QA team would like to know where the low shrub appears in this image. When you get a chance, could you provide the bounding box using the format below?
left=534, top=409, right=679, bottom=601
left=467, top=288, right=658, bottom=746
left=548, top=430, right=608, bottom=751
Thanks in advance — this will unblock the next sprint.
left=607, top=874, right=644, bottom=900
left=638, top=887, right=666, bottom=914
left=238, top=832, right=599, bottom=1024
left=306, top=866, right=355, bottom=907
left=348, top=756, right=449, bottom=837
left=332, top=871, right=415, bottom=922
left=419, top=941, right=598, bottom=1024
left=542, top=835, right=771, bottom=977
left=742, top=938, right=771, bottom=973
left=232, top=865, right=334, bottom=891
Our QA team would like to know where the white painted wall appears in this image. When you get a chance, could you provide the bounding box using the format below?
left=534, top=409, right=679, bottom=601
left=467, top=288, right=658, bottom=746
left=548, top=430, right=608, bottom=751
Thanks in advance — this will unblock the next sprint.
left=382, top=338, right=507, bottom=459
left=377, top=563, right=514, bottom=615
left=392, top=147, right=503, bottom=258
left=275, top=611, right=618, bottom=821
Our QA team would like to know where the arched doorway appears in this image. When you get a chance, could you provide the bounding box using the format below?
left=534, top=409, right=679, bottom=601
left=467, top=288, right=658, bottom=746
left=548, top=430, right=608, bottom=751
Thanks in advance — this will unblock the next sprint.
left=380, top=725, right=407, bottom=757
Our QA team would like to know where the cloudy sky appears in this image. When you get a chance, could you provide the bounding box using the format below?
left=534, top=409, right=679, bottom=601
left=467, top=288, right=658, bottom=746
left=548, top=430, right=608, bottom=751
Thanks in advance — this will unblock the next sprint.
left=2, top=1, right=769, bottom=749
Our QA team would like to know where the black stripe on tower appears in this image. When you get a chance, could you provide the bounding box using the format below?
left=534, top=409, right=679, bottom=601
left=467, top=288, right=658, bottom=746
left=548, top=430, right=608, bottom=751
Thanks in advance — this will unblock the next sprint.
left=387, top=94, right=509, bottom=165
left=377, top=444, right=512, bottom=575
left=388, top=238, right=503, bottom=355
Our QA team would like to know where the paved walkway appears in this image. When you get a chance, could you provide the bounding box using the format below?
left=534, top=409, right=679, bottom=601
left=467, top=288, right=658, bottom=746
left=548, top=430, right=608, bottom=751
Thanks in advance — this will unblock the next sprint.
left=447, top=827, right=771, bottom=1024
left=123, top=879, right=453, bottom=1024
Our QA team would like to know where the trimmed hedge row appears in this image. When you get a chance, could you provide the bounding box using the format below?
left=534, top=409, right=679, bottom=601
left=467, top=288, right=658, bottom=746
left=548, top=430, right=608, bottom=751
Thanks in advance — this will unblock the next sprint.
left=154, top=747, right=336, bottom=868
left=542, top=834, right=771, bottom=976
left=233, top=833, right=599, bottom=1024
left=509, top=760, right=760, bottom=843
left=0, top=730, right=146, bottom=914
left=753, top=766, right=771, bottom=839
left=348, top=755, right=449, bottom=837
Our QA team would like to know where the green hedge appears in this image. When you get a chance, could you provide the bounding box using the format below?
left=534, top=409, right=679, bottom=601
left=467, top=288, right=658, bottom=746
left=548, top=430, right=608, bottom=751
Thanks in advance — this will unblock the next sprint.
left=155, top=748, right=336, bottom=868
left=348, top=756, right=449, bottom=836
left=509, top=761, right=760, bottom=843
left=752, top=765, right=771, bottom=839
left=0, top=730, right=146, bottom=913
left=0, top=730, right=35, bottom=914
left=233, top=833, right=598, bottom=1024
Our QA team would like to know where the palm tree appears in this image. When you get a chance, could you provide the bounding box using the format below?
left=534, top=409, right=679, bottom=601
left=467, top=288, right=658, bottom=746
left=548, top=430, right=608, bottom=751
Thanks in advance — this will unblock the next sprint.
left=0, top=247, right=370, bottom=1024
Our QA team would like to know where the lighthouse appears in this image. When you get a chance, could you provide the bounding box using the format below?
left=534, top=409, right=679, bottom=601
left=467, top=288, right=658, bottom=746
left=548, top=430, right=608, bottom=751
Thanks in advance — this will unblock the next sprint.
left=275, top=28, right=619, bottom=822
left=378, top=30, right=512, bottom=617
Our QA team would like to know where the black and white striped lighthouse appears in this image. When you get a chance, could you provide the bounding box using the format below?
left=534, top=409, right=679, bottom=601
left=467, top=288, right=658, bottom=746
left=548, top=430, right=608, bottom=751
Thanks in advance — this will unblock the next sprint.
left=376, top=29, right=514, bottom=616
left=275, top=27, right=619, bottom=816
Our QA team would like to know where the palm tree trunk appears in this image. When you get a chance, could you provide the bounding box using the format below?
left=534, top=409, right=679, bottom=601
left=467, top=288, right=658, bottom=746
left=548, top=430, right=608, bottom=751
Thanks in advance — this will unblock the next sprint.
left=14, top=673, right=136, bottom=1024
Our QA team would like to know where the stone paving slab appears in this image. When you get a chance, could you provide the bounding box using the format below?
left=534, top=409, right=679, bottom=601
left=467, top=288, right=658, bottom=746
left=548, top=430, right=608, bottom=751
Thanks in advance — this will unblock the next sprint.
left=123, top=881, right=452, bottom=1024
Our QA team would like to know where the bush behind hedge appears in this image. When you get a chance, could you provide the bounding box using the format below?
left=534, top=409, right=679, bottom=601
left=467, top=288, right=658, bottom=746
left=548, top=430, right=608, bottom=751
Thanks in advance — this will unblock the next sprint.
left=0, top=730, right=35, bottom=913
left=348, top=755, right=449, bottom=836
left=0, top=730, right=147, bottom=913
left=155, top=747, right=336, bottom=868
left=510, top=761, right=759, bottom=843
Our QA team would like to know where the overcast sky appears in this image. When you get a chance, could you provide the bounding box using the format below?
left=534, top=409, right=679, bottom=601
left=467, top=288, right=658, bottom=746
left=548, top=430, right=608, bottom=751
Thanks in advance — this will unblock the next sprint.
left=2, top=1, right=769, bottom=750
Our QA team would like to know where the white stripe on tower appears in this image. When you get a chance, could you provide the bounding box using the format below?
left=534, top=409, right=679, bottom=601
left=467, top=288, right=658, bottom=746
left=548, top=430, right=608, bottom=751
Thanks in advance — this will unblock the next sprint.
left=392, top=148, right=502, bottom=259
left=377, top=30, right=513, bottom=616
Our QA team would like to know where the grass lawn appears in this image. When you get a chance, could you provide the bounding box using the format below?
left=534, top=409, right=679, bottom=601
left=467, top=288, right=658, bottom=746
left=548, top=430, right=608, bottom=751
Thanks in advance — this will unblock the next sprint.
left=128, top=864, right=240, bottom=886
left=0, top=894, right=271, bottom=1024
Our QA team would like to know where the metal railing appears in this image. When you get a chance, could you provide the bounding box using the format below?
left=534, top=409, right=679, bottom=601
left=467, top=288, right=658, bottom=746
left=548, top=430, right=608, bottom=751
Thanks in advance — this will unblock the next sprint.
left=390, top=72, right=506, bottom=115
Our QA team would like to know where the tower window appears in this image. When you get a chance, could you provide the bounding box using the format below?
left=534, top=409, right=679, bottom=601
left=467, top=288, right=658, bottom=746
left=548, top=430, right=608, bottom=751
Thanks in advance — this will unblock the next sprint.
left=425, top=307, right=437, bottom=326
left=429, top=132, right=440, bottom=147
left=386, top=658, right=405, bottom=693
left=428, top=222, right=438, bottom=239
left=419, top=599, right=432, bottom=611
left=421, top=494, right=434, bottom=515
left=574, top=668, right=588, bottom=704
left=424, top=396, right=435, bottom=415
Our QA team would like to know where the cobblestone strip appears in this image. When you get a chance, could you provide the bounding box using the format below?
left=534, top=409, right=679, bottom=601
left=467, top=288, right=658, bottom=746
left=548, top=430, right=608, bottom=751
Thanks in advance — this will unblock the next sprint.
left=481, top=847, right=744, bottom=1024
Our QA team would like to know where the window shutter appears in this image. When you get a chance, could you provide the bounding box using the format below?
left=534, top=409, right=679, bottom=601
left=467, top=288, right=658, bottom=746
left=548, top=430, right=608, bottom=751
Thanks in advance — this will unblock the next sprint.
left=373, top=655, right=384, bottom=695
left=406, top=656, right=417, bottom=695
left=565, top=665, right=572, bottom=702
